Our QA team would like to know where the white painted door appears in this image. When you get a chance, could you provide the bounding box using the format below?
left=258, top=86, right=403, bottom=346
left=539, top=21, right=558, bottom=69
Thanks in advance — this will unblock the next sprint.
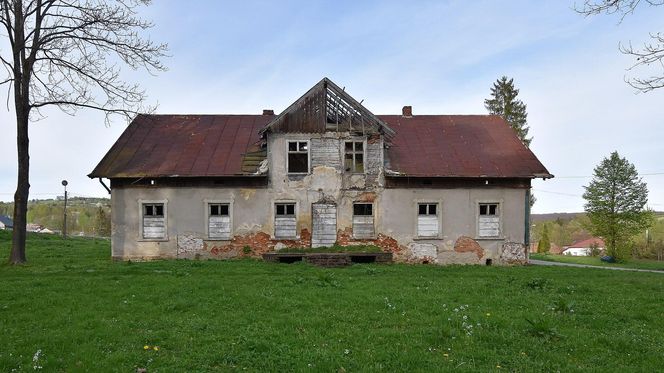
left=312, top=203, right=337, bottom=248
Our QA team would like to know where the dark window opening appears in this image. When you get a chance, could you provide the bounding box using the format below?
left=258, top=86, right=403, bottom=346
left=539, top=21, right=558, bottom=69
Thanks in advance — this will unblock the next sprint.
left=144, top=203, right=164, bottom=217
left=479, top=203, right=498, bottom=216
left=288, top=141, right=309, bottom=173
left=353, top=203, right=373, bottom=216
left=418, top=203, right=437, bottom=216
left=276, top=203, right=295, bottom=216
left=210, top=204, right=229, bottom=216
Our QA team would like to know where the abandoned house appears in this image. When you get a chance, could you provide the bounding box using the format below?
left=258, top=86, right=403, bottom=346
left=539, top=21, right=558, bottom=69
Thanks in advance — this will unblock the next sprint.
left=89, top=78, right=552, bottom=264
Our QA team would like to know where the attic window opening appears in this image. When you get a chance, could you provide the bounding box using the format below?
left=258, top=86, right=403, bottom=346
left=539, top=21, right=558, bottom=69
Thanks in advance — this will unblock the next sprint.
left=287, top=141, right=309, bottom=174
left=344, top=141, right=364, bottom=173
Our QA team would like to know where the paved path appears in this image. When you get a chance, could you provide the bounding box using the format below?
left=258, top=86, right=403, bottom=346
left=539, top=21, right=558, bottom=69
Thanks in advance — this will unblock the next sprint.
left=528, top=259, right=664, bottom=274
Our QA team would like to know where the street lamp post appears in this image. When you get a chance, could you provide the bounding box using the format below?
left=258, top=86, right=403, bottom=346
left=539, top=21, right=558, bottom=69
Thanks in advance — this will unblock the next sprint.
left=62, top=180, right=68, bottom=239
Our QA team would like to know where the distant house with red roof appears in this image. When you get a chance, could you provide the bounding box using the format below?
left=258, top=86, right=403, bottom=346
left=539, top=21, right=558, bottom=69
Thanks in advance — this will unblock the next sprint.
left=89, top=78, right=552, bottom=264
left=563, top=237, right=605, bottom=256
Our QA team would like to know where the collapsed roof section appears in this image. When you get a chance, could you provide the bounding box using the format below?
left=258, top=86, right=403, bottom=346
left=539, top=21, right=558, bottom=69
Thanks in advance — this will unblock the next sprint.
left=259, top=77, right=394, bottom=138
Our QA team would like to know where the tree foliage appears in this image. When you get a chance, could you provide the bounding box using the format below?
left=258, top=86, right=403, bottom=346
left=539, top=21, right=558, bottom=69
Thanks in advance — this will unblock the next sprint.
left=583, top=151, right=653, bottom=259
left=538, top=223, right=551, bottom=254
left=576, top=0, right=664, bottom=92
left=484, top=76, right=531, bottom=147
left=0, top=0, right=167, bottom=263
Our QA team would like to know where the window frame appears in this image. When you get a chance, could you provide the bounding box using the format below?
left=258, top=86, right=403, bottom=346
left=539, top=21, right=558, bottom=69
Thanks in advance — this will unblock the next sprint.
left=352, top=202, right=375, bottom=239
left=273, top=201, right=298, bottom=239
left=204, top=199, right=233, bottom=241
left=415, top=201, right=442, bottom=239
left=138, top=199, right=168, bottom=241
left=476, top=200, right=503, bottom=239
left=286, top=140, right=310, bottom=175
left=344, top=140, right=366, bottom=174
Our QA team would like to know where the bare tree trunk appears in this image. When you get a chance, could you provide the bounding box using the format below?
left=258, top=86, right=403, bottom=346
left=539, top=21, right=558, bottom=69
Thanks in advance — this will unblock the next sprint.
left=10, top=111, right=29, bottom=264
left=8, top=2, right=29, bottom=264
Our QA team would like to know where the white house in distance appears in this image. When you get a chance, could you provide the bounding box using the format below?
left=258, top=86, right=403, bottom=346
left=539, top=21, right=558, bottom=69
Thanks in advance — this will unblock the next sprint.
left=563, top=238, right=605, bottom=256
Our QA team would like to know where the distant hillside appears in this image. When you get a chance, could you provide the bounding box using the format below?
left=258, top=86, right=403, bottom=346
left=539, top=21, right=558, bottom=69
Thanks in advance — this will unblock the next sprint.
left=531, top=212, right=585, bottom=223
left=0, top=197, right=110, bottom=237
left=532, top=211, right=664, bottom=224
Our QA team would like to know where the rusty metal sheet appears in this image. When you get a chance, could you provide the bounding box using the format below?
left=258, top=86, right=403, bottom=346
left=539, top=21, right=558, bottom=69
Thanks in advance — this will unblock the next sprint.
left=378, top=115, right=551, bottom=178
left=89, top=112, right=550, bottom=179
left=89, top=114, right=272, bottom=178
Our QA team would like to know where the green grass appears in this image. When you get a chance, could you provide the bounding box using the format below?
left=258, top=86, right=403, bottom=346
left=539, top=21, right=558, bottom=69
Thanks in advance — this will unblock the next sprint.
left=2, top=230, right=664, bottom=371
left=530, top=253, right=664, bottom=271
left=277, top=244, right=382, bottom=253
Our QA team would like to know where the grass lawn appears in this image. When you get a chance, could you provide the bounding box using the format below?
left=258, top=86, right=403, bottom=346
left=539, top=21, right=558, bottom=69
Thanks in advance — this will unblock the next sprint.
left=530, top=253, right=664, bottom=271
left=2, top=231, right=664, bottom=371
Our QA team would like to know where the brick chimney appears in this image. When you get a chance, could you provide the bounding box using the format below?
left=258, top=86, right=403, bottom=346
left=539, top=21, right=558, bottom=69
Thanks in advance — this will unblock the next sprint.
left=262, top=109, right=274, bottom=115
left=402, top=105, right=412, bottom=117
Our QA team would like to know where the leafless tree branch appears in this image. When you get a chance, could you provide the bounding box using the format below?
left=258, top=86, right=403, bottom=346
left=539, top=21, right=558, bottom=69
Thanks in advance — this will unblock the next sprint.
left=0, top=0, right=167, bottom=264
left=574, top=0, right=664, bottom=92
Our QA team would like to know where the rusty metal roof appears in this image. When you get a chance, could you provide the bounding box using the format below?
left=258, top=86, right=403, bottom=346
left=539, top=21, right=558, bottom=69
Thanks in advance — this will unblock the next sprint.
left=88, top=114, right=271, bottom=178
left=89, top=113, right=551, bottom=179
left=380, top=115, right=551, bottom=178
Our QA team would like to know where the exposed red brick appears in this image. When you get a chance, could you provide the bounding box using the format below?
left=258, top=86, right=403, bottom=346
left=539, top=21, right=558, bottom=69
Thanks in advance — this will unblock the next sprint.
left=354, top=192, right=376, bottom=202
left=205, top=229, right=312, bottom=258
left=453, top=236, right=484, bottom=259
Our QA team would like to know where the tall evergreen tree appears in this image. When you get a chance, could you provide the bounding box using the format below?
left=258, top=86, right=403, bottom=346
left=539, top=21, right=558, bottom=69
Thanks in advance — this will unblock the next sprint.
left=583, top=151, right=653, bottom=260
left=538, top=223, right=551, bottom=254
left=484, top=76, right=531, bottom=147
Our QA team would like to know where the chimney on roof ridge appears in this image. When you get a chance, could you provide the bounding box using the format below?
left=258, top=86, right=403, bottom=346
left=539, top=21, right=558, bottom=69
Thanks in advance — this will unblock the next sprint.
left=402, top=105, right=412, bottom=117
left=262, top=109, right=274, bottom=115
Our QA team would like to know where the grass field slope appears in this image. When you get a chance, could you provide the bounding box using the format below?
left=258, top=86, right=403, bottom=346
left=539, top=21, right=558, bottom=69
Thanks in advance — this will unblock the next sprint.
left=1, top=231, right=664, bottom=371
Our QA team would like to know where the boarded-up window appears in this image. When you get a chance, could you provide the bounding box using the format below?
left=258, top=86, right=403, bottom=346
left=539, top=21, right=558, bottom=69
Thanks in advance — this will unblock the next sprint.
left=478, top=203, right=500, bottom=237
left=344, top=141, right=364, bottom=173
left=208, top=203, right=230, bottom=239
left=287, top=141, right=309, bottom=173
left=353, top=203, right=374, bottom=238
left=142, top=203, right=165, bottom=239
left=417, top=203, right=439, bottom=237
left=275, top=203, right=296, bottom=238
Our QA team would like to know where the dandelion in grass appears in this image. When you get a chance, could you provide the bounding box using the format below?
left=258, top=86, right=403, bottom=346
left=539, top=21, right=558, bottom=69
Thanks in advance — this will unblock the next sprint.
left=32, top=349, right=43, bottom=370
left=143, top=345, right=150, bottom=350
left=153, top=346, right=159, bottom=351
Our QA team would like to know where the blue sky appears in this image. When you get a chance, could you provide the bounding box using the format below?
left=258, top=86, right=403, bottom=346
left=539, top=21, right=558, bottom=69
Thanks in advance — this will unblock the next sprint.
left=1, top=0, right=663, bottom=213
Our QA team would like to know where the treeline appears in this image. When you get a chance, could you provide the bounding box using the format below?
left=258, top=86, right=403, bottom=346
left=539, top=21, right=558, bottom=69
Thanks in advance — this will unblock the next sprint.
left=531, top=213, right=664, bottom=260
left=0, top=197, right=111, bottom=237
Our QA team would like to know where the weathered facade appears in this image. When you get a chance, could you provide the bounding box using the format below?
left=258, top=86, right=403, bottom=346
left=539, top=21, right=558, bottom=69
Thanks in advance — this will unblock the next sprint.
left=90, top=78, right=552, bottom=264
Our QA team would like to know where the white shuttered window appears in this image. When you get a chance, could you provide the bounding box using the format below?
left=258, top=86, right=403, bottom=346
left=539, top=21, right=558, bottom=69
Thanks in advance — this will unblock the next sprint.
left=142, top=203, right=166, bottom=239
left=478, top=203, right=500, bottom=238
left=275, top=203, right=297, bottom=238
left=208, top=203, right=231, bottom=239
left=417, top=203, right=439, bottom=237
left=353, top=203, right=374, bottom=238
